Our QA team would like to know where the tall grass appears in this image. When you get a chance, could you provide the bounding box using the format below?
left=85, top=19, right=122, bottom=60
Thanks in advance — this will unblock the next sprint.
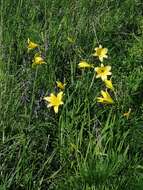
left=0, top=0, right=143, bottom=189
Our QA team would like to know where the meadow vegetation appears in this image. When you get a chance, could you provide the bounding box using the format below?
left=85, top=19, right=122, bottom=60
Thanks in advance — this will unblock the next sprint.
left=0, top=0, right=143, bottom=189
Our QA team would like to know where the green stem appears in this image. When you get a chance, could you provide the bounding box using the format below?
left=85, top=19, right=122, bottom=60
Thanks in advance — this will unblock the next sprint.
left=88, top=72, right=96, bottom=92
left=28, top=67, right=38, bottom=126
left=113, top=90, right=118, bottom=102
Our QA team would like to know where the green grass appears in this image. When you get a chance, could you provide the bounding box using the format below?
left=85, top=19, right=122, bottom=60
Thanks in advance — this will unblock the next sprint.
left=1, top=0, right=143, bottom=189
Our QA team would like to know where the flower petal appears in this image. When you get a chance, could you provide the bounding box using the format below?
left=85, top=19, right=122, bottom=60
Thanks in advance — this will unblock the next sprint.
left=103, top=48, right=108, bottom=54
left=101, top=90, right=107, bottom=98
left=107, top=72, right=112, bottom=76
left=94, top=67, right=99, bottom=72
left=104, top=79, right=114, bottom=90
left=106, top=66, right=111, bottom=71
left=43, top=96, right=51, bottom=102
left=104, top=55, right=108, bottom=58
left=99, top=56, right=104, bottom=62
left=47, top=104, right=53, bottom=108
left=54, top=106, right=59, bottom=113
left=97, top=97, right=104, bottom=103
left=57, top=91, right=63, bottom=100
left=96, top=74, right=101, bottom=78
left=101, top=75, right=107, bottom=81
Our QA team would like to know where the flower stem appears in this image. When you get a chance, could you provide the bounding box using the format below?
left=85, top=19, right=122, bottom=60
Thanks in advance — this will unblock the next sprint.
left=88, top=72, right=96, bottom=92
left=28, top=67, right=38, bottom=126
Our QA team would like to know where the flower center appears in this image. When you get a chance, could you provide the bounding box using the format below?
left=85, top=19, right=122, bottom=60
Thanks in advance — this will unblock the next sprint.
left=96, top=48, right=102, bottom=55
left=53, top=98, right=61, bottom=106
left=99, top=68, right=105, bottom=73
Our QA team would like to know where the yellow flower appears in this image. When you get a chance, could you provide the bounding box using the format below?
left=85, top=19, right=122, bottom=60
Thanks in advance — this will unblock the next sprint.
left=67, top=37, right=75, bottom=43
left=78, top=61, right=94, bottom=69
left=56, top=81, right=66, bottom=90
left=104, top=79, right=114, bottom=91
left=27, top=38, right=38, bottom=51
left=43, top=92, right=64, bottom=113
left=93, top=45, right=108, bottom=62
left=32, top=53, right=45, bottom=67
left=97, top=90, right=114, bottom=104
left=95, top=64, right=111, bottom=81
left=123, top=108, right=131, bottom=119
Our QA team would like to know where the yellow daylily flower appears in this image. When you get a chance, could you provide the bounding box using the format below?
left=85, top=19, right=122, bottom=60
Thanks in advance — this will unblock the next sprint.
left=56, top=81, right=66, bottom=90
left=32, top=53, right=45, bottom=67
left=27, top=38, right=38, bottom=51
left=78, top=61, right=94, bottom=69
left=123, top=108, right=131, bottom=119
left=104, top=79, right=114, bottom=91
left=43, top=92, right=64, bottom=113
left=97, top=90, right=114, bottom=104
left=93, top=45, right=108, bottom=62
left=95, top=64, right=112, bottom=81
left=67, top=37, right=75, bottom=43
